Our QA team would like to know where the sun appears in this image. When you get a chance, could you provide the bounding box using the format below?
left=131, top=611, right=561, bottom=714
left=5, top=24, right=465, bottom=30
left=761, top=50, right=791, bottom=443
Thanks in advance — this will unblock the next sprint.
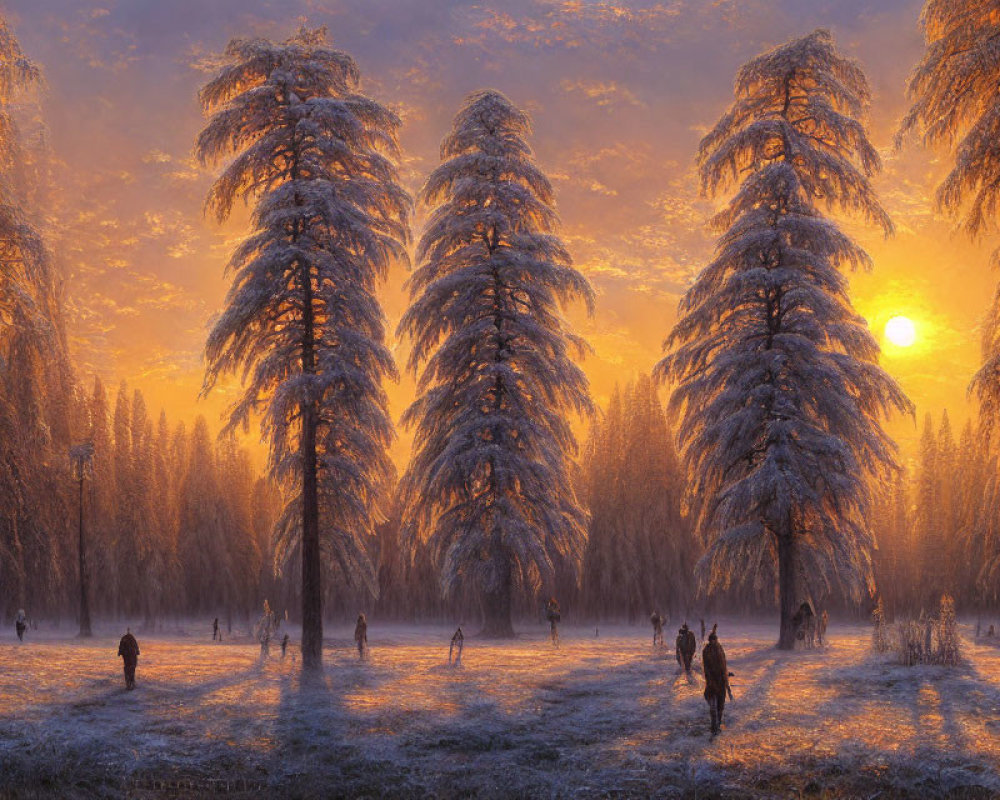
left=884, top=315, right=916, bottom=348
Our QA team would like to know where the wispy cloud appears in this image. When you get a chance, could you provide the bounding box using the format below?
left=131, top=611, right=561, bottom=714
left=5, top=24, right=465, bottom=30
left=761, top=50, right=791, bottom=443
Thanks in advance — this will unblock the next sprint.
left=3, top=0, right=982, bottom=446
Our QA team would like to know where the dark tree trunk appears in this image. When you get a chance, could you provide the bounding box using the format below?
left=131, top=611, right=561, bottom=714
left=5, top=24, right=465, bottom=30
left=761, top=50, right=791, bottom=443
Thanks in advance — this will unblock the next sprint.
left=481, top=589, right=514, bottom=637
left=480, top=560, right=515, bottom=638
left=300, top=349, right=323, bottom=671
left=78, top=476, right=92, bottom=638
left=777, top=533, right=797, bottom=650
left=290, top=134, right=323, bottom=674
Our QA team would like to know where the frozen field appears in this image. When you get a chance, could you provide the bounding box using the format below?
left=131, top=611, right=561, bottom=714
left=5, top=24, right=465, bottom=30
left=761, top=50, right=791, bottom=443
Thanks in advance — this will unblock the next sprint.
left=1, top=620, right=999, bottom=799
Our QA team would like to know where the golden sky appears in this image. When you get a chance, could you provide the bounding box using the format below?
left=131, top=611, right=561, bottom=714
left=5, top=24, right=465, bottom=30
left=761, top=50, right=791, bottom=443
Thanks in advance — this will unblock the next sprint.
left=5, top=0, right=991, bottom=468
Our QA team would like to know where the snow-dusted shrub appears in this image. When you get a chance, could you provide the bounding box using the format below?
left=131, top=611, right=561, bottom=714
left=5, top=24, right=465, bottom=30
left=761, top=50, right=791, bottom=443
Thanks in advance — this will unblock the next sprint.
left=894, top=616, right=928, bottom=666
left=935, top=595, right=960, bottom=666
left=871, top=598, right=890, bottom=653
left=892, top=595, right=961, bottom=666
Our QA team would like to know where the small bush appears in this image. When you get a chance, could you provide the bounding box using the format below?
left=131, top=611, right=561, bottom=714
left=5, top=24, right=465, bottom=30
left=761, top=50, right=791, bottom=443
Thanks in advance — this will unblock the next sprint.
left=871, top=598, right=890, bottom=653
left=935, top=595, right=960, bottom=666
left=891, top=594, right=961, bottom=667
left=894, top=616, right=930, bottom=666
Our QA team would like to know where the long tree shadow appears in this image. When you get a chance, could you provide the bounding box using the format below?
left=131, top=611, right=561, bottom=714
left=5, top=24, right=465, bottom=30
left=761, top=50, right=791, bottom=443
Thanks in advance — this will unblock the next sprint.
left=732, top=650, right=1000, bottom=799
left=269, top=652, right=422, bottom=799
left=14, top=631, right=999, bottom=799
left=382, top=648, right=736, bottom=797
left=0, top=659, right=277, bottom=797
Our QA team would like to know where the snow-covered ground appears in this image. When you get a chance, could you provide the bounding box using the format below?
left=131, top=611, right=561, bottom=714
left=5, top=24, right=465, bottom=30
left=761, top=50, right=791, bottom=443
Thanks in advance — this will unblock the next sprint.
left=1, top=619, right=999, bottom=798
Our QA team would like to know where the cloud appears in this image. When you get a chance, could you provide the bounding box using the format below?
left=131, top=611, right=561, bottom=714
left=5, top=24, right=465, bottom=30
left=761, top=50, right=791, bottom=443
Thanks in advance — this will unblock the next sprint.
left=460, top=1, right=688, bottom=53
left=142, top=150, right=173, bottom=164
left=560, top=78, right=644, bottom=108
left=1, top=0, right=978, bottom=456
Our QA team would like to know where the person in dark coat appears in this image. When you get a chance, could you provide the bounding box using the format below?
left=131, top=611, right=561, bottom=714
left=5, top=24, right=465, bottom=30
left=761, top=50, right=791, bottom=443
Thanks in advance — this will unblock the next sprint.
left=449, top=626, right=464, bottom=666
left=15, top=609, right=27, bottom=642
left=354, top=613, right=368, bottom=660
left=702, top=626, right=729, bottom=735
left=118, top=628, right=140, bottom=690
left=546, top=597, right=561, bottom=644
left=212, top=618, right=219, bottom=641
left=792, top=601, right=816, bottom=648
left=650, top=612, right=664, bottom=647
left=676, top=622, right=696, bottom=674
left=281, top=633, right=289, bottom=658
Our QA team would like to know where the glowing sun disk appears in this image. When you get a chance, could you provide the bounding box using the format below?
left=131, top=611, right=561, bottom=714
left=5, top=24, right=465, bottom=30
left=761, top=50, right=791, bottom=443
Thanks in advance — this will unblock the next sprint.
left=885, top=315, right=916, bottom=348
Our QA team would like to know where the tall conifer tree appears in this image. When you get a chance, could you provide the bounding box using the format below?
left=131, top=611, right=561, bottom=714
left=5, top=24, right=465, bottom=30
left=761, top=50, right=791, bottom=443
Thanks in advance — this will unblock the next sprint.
left=659, top=31, right=910, bottom=647
left=197, top=28, right=409, bottom=670
left=400, top=90, right=592, bottom=637
left=901, top=1, right=1000, bottom=432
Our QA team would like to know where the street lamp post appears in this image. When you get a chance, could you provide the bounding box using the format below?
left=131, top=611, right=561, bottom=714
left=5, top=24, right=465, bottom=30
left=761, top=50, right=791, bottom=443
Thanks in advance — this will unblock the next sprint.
left=70, top=442, right=94, bottom=638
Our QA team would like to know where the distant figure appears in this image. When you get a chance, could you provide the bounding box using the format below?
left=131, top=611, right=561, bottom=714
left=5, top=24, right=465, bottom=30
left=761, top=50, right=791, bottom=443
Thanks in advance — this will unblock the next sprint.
left=117, top=628, right=140, bottom=690
left=449, top=626, right=464, bottom=666
left=792, top=602, right=816, bottom=649
left=354, top=613, right=368, bottom=660
left=817, top=610, right=829, bottom=646
left=281, top=633, right=289, bottom=658
left=255, top=601, right=276, bottom=659
left=686, top=624, right=697, bottom=669
left=676, top=623, right=696, bottom=674
left=650, top=612, right=664, bottom=647
left=15, top=609, right=27, bottom=642
left=212, top=618, right=219, bottom=641
left=989, top=624, right=996, bottom=638
left=703, top=625, right=729, bottom=736
left=700, top=618, right=706, bottom=643
left=546, top=597, right=561, bottom=645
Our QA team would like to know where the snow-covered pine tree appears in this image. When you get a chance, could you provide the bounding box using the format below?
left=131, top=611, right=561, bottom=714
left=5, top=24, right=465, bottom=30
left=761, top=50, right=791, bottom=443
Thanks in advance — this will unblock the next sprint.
left=111, top=382, right=134, bottom=614
left=130, top=389, right=162, bottom=624
left=197, top=28, right=409, bottom=671
left=914, top=414, right=942, bottom=607
left=151, top=409, right=176, bottom=621
left=901, top=1, right=1000, bottom=422
left=580, top=385, right=627, bottom=617
left=956, top=420, right=991, bottom=608
left=216, top=434, right=262, bottom=617
left=658, top=30, right=911, bottom=649
left=0, top=19, right=50, bottom=355
left=871, top=468, right=910, bottom=620
left=934, top=411, right=960, bottom=603
left=87, top=377, right=116, bottom=617
left=580, top=376, right=694, bottom=621
left=899, top=1, right=1000, bottom=599
left=177, top=416, right=231, bottom=614
left=0, top=18, right=72, bottom=618
left=399, top=90, right=593, bottom=637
